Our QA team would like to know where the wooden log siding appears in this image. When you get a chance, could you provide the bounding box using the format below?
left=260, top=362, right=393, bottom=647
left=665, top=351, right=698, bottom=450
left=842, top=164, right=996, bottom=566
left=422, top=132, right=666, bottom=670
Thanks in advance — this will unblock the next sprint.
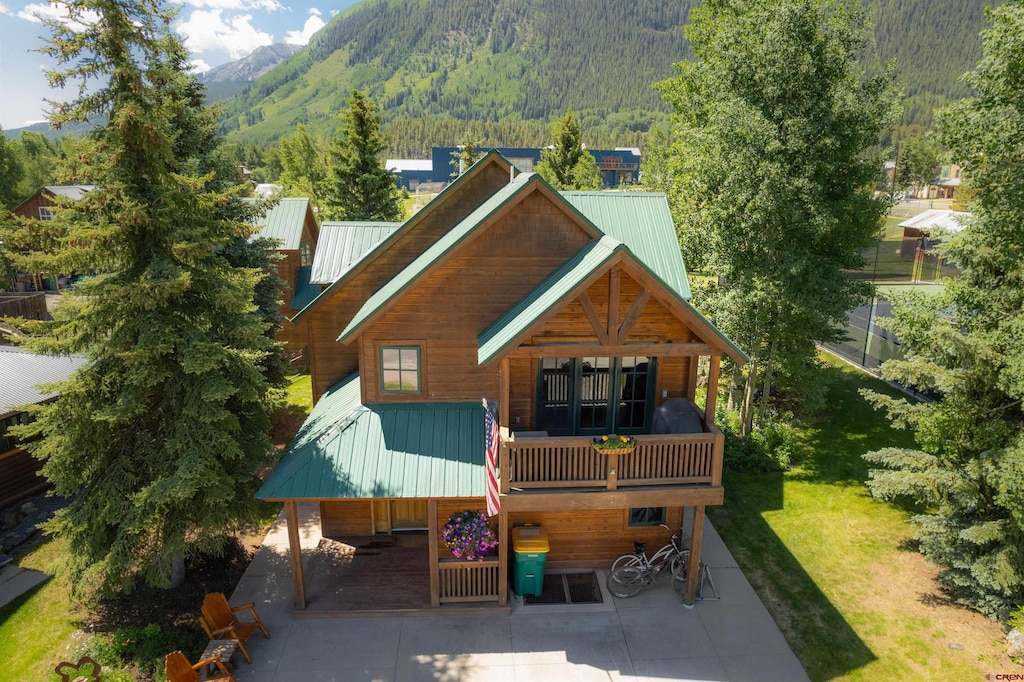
left=438, top=559, right=501, bottom=603
left=505, top=433, right=720, bottom=489
left=308, top=163, right=511, bottom=402
left=360, top=190, right=592, bottom=403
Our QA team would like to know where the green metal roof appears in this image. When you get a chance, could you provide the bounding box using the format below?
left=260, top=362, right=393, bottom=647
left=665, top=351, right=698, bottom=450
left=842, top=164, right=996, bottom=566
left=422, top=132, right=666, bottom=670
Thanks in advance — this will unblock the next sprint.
left=289, top=266, right=320, bottom=310
left=337, top=172, right=575, bottom=343
left=311, top=222, right=402, bottom=285
left=563, top=192, right=691, bottom=299
left=251, top=198, right=310, bottom=251
left=478, top=237, right=624, bottom=364
left=256, top=373, right=485, bottom=500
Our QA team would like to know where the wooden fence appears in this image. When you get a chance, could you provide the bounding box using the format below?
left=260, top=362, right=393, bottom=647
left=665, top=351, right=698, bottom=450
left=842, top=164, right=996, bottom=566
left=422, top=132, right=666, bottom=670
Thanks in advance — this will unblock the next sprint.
left=0, top=293, right=47, bottom=321
left=437, top=559, right=501, bottom=603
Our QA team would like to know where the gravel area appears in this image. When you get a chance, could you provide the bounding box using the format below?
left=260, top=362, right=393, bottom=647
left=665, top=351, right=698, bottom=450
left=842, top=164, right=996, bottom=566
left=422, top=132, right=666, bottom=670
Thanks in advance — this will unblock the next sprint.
left=0, top=493, right=68, bottom=553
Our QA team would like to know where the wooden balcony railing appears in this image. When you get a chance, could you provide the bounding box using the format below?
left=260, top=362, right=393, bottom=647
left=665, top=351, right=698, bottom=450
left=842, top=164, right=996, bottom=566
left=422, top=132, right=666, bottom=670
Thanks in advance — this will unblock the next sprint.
left=437, top=558, right=501, bottom=603
left=500, top=428, right=724, bottom=492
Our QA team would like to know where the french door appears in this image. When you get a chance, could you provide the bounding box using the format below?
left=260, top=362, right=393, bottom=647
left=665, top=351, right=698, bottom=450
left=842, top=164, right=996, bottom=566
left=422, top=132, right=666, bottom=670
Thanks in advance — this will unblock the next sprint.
left=536, top=356, right=656, bottom=436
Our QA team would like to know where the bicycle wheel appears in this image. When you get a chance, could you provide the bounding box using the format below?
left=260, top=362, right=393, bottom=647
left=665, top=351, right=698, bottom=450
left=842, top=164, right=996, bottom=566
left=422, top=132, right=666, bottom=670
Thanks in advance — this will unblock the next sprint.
left=671, top=561, right=687, bottom=595
left=607, top=566, right=644, bottom=598
left=610, top=553, right=643, bottom=572
left=670, top=551, right=689, bottom=585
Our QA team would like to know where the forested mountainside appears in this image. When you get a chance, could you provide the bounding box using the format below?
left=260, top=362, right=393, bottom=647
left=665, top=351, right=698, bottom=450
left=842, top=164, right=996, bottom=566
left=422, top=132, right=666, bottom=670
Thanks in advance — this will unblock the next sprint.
left=217, top=0, right=997, bottom=153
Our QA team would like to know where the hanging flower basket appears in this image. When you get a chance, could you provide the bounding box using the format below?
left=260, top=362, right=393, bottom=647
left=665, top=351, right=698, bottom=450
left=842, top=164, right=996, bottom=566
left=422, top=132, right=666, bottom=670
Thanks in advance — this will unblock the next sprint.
left=442, top=510, right=498, bottom=561
left=592, top=434, right=636, bottom=455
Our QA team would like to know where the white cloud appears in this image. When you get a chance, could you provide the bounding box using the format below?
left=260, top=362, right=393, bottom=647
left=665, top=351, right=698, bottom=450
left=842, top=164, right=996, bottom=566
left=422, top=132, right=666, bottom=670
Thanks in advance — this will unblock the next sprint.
left=176, top=9, right=273, bottom=59
left=189, top=58, right=212, bottom=74
left=18, top=2, right=99, bottom=31
left=0, top=4, right=12, bottom=16
left=177, top=0, right=283, bottom=11
left=283, top=8, right=325, bottom=46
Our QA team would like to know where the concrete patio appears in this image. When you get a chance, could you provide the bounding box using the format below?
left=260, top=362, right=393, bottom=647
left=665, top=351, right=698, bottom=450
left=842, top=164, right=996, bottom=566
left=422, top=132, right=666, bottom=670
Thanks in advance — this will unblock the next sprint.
left=227, top=504, right=809, bottom=681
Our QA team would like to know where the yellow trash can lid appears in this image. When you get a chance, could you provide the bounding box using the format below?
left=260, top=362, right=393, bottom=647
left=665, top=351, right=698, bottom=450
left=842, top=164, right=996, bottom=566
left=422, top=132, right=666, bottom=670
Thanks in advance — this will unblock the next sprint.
left=512, top=526, right=549, bottom=552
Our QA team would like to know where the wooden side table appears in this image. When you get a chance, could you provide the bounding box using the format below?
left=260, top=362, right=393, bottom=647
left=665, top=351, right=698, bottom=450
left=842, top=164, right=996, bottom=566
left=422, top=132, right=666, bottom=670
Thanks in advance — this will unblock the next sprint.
left=200, top=639, right=239, bottom=674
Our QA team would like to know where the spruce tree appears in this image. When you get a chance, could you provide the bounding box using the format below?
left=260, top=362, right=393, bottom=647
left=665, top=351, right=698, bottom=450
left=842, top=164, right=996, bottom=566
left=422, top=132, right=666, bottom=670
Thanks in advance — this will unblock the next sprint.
left=4, top=0, right=278, bottom=594
left=534, top=108, right=602, bottom=190
left=324, top=90, right=403, bottom=221
left=862, top=1, right=1024, bottom=620
left=656, top=0, right=899, bottom=434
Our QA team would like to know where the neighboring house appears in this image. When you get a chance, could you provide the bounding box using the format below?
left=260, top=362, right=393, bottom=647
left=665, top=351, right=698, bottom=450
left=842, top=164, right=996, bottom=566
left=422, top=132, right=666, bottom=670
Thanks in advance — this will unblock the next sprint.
left=385, top=159, right=434, bottom=190
left=387, top=147, right=642, bottom=190
left=898, top=209, right=970, bottom=282
left=898, top=209, right=971, bottom=258
left=257, top=152, right=746, bottom=610
left=926, top=164, right=963, bottom=200
left=250, top=198, right=321, bottom=360
left=9, top=186, right=96, bottom=291
left=0, top=346, right=86, bottom=509
left=308, top=222, right=402, bottom=287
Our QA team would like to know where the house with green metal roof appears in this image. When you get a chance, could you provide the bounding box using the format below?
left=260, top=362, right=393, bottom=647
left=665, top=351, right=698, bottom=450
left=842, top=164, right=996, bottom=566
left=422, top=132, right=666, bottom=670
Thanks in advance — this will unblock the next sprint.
left=258, top=152, right=746, bottom=612
left=250, top=197, right=320, bottom=359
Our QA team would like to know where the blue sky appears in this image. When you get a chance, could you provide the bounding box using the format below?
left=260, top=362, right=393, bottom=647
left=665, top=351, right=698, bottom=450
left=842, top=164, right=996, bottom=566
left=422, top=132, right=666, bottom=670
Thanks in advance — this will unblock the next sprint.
left=0, top=0, right=361, bottom=130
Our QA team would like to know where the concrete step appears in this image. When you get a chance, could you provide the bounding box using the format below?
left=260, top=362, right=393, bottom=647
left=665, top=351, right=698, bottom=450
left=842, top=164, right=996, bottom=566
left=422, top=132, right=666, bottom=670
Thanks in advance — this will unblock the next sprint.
left=0, top=563, right=49, bottom=609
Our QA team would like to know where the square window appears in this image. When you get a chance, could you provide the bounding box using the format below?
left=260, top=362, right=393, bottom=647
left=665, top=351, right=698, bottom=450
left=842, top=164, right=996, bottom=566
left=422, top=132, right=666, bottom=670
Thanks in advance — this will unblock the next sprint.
left=628, top=507, right=667, bottom=527
left=380, top=345, right=420, bottom=393
left=38, top=207, right=55, bottom=221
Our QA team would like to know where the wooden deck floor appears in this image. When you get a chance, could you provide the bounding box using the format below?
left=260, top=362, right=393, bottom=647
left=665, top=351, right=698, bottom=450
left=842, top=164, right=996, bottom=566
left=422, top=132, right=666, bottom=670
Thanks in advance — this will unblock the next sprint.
left=304, top=534, right=433, bottom=612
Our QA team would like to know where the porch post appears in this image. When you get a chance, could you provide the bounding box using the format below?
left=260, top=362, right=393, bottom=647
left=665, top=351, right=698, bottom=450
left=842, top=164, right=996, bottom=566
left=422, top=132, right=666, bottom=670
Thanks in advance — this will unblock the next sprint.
left=704, top=355, right=721, bottom=426
left=285, top=500, right=306, bottom=609
left=428, top=499, right=440, bottom=607
left=499, top=359, right=511, bottom=426
left=684, top=504, right=706, bottom=607
left=686, top=356, right=698, bottom=402
left=498, top=511, right=509, bottom=605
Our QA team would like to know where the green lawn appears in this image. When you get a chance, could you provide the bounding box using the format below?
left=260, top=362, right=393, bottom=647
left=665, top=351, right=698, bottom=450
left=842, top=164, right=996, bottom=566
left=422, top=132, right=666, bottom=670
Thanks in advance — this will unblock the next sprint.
left=0, top=539, right=82, bottom=682
left=711, top=355, right=1011, bottom=680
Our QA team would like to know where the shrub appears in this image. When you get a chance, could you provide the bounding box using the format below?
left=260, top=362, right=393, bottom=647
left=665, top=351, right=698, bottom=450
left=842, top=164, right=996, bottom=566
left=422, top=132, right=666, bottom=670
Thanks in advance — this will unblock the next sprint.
left=718, top=406, right=802, bottom=473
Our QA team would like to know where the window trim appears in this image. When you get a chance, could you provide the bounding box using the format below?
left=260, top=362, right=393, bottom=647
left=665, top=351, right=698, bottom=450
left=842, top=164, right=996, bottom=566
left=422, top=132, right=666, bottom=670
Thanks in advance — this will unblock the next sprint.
left=38, top=207, right=56, bottom=221
left=378, top=344, right=422, bottom=394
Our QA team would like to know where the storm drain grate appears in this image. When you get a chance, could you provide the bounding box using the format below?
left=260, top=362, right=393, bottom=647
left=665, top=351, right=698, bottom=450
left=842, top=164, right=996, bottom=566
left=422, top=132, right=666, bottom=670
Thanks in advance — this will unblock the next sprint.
left=522, top=572, right=603, bottom=605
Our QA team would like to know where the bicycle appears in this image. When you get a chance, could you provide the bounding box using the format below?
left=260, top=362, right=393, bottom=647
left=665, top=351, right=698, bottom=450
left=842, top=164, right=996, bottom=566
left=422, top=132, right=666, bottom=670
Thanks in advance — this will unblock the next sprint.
left=606, top=524, right=689, bottom=598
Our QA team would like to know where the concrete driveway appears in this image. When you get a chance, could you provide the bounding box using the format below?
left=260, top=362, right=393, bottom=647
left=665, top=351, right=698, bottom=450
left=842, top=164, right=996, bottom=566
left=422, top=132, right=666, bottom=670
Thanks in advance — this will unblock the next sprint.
left=227, top=505, right=808, bottom=682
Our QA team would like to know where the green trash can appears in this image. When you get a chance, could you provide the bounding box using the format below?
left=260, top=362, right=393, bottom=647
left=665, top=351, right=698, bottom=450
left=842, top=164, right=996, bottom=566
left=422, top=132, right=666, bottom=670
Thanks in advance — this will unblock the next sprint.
left=512, top=526, right=549, bottom=596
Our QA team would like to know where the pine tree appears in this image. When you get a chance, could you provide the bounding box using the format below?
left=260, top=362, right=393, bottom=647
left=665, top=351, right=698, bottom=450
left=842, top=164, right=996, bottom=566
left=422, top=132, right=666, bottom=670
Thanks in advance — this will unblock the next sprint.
left=0, top=128, right=24, bottom=209
left=324, top=90, right=403, bottom=221
left=3, top=0, right=278, bottom=594
left=862, top=1, right=1024, bottom=620
left=450, top=134, right=484, bottom=178
left=656, top=0, right=900, bottom=434
left=534, top=108, right=602, bottom=190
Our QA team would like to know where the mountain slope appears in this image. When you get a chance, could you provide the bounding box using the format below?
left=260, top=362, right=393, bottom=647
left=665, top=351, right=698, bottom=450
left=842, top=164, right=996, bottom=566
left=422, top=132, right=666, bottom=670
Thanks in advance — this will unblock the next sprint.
left=218, top=0, right=995, bottom=146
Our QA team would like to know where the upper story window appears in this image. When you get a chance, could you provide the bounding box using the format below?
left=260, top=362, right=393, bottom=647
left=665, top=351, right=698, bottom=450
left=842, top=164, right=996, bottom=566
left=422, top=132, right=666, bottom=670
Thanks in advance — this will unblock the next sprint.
left=536, top=356, right=656, bottom=435
left=380, top=346, right=421, bottom=394
left=299, top=240, right=313, bottom=267
left=38, top=207, right=55, bottom=221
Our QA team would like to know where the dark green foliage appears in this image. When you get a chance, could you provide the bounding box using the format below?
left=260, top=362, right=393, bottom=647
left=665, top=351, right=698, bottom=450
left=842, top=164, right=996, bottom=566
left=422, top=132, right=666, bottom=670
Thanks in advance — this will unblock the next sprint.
left=0, top=129, right=24, bottom=209
left=324, top=90, right=403, bottom=222
left=534, top=109, right=601, bottom=190
left=1, top=0, right=278, bottom=595
left=895, top=134, right=941, bottom=191
left=658, top=0, right=900, bottom=435
left=76, top=622, right=206, bottom=678
left=213, top=0, right=993, bottom=146
left=718, top=405, right=800, bottom=473
left=863, top=1, right=1024, bottom=621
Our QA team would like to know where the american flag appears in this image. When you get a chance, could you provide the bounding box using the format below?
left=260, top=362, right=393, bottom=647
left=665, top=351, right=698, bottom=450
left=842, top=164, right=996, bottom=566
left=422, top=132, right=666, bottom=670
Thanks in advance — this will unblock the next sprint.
left=484, top=401, right=501, bottom=517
